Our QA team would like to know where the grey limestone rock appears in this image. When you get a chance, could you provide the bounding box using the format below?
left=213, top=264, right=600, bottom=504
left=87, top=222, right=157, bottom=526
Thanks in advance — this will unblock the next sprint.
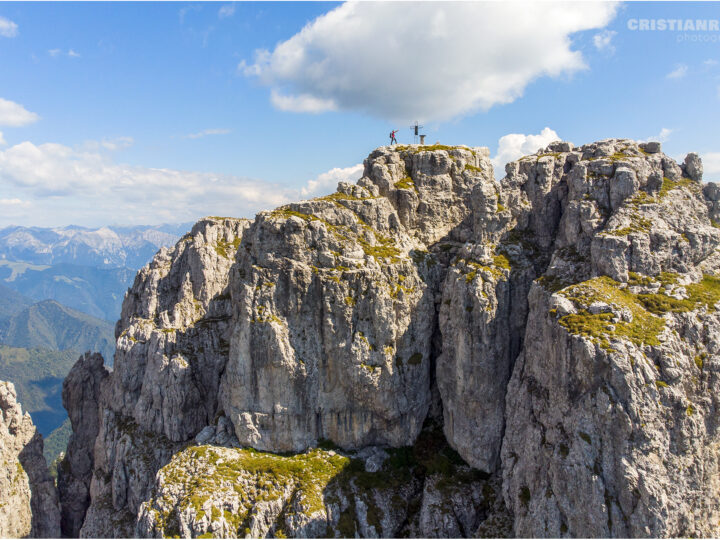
left=0, top=380, right=60, bottom=538
left=60, top=139, right=720, bottom=539
left=58, top=351, right=109, bottom=537
left=500, top=139, right=720, bottom=537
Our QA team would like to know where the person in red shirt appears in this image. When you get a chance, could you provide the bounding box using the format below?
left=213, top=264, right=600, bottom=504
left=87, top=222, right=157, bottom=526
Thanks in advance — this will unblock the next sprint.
left=389, top=130, right=398, bottom=145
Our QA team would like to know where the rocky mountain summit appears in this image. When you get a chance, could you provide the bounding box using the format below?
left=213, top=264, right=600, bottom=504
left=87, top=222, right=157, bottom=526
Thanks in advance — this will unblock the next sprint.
left=37, top=139, right=720, bottom=538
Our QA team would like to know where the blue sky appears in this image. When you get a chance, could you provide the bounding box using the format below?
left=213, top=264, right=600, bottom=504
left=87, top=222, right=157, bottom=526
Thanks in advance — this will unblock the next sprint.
left=0, top=1, right=719, bottom=227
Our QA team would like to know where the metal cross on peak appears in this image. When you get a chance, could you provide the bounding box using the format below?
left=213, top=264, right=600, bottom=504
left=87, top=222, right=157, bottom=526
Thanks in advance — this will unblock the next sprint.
left=411, top=121, right=424, bottom=144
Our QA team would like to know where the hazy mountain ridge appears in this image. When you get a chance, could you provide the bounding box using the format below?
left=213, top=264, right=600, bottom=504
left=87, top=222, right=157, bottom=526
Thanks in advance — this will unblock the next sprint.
left=0, top=345, right=79, bottom=436
left=1, top=262, right=136, bottom=322
left=0, top=299, right=115, bottom=361
left=0, top=282, right=32, bottom=320
left=0, top=223, right=191, bottom=270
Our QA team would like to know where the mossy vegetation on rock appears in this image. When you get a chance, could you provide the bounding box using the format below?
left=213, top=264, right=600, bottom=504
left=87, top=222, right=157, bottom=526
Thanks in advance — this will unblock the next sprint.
left=139, top=419, right=509, bottom=539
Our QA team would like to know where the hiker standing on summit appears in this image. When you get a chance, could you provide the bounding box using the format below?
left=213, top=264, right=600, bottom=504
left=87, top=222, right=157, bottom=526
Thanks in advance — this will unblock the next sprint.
left=389, top=130, right=398, bottom=145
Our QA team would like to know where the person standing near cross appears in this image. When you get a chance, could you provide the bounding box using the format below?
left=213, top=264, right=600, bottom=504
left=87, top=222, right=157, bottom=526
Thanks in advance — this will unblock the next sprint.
left=389, top=130, right=398, bottom=145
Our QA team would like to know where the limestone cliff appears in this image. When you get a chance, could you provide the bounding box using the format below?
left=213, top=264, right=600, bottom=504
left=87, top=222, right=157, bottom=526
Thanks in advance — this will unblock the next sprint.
left=0, top=380, right=60, bottom=538
left=500, top=141, right=720, bottom=537
left=58, top=140, right=720, bottom=538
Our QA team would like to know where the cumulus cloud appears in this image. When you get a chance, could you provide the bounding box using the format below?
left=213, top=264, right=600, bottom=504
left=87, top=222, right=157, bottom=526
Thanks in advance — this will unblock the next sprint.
left=184, top=128, right=231, bottom=139
left=218, top=4, right=235, bottom=18
left=0, top=140, right=298, bottom=226
left=0, top=16, right=18, bottom=38
left=593, top=29, right=616, bottom=52
left=68, top=49, right=81, bottom=58
left=0, top=98, right=40, bottom=127
left=639, top=127, right=672, bottom=143
left=703, top=152, right=720, bottom=181
left=241, top=1, right=618, bottom=122
left=491, top=127, right=561, bottom=177
left=0, top=132, right=5, bottom=146
left=666, top=64, right=688, bottom=79
left=270, top=90, right=338, bottom=114
left=300, top=164, right=364, bottom=198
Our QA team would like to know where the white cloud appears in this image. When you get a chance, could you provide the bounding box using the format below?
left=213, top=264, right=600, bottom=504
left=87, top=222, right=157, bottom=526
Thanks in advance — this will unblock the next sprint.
left=218, top=4, right=235, bottom=18
left=184, top=128, right=231, bottom=139
left=639, top=127, right=672, bottom=143
left=270, top=90, right=338, bottom=114
left=0, top=98, right=40, bottom=127
left=0, top=140, right=297, bottom=226
left=300, top=164, right=364, bottom=198
left=179, top=5, right=201, bottom=24
left=0, top=132, right=5, bottom=146
left=666, top=64, right=688, bottom=79
left=491, top=127, right=561, bottom=178
left=81, top=136, right=134, bottom=151
left=593, top=29, right=616, bottom=52
left=0, top=198, right=29, bottom=207
left=0, top=16, right=18, bottom=38
left=241, top=1, right=619, bottom=122
left=49, top=49, right=80, bottom=58
left=703, top=152, right=720, bottom=181
left=704, top=59, right=718, bottom=67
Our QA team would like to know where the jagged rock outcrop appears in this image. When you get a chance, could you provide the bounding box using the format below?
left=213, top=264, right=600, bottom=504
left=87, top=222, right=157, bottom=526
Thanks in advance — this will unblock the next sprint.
left=219, top=145, right=492, bottom=452
left=58, top=352, right=110, bottom=537
left=59, top=139, right=720, bottom=539
left=0, top=380, right=60, bottom=538
left=500, top=139, right=720, bottom=537
left=77, top=217, right=249, bottom=537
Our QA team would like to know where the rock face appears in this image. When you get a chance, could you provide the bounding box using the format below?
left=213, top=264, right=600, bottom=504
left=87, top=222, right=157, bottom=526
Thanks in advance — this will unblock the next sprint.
left=0, top=380, right=60, bottom=538
left=59, top=140, right=720, bottom=538
left=219, top=145, right=491, bottom=452
left=58, top=352, right=110, bottom=537
left=500, top=139, right=720, bottom=537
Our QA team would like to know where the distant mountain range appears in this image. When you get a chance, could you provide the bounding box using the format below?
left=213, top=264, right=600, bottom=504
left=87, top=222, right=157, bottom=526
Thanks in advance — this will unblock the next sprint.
left=0, top=282, right=32, bottom=320
left=0, top=223, right=189, bottom=321
left=0, top=261, right=136, bottom=322
left=0, top=223, right=191, bottom=269
left=0, top=222, right=189, bottom=466
left=0, top=345, right=79, bottom=438
left=0, top=299, right=115, bottom=362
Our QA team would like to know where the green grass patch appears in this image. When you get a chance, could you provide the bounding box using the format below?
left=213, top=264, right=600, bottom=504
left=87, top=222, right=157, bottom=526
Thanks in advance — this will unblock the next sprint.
left=659, top=176, right=696, bottom=199
left=394, top=176, right=416, bottom=190
left=464, top=163, right=483, bottom=173
left=214, top=237, right=242, bottom=259
left=557, top=276, right=666, bottom=351
left=636, top=275, right=720, bottom=315
left=316, top=192, right=374, bottom=202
